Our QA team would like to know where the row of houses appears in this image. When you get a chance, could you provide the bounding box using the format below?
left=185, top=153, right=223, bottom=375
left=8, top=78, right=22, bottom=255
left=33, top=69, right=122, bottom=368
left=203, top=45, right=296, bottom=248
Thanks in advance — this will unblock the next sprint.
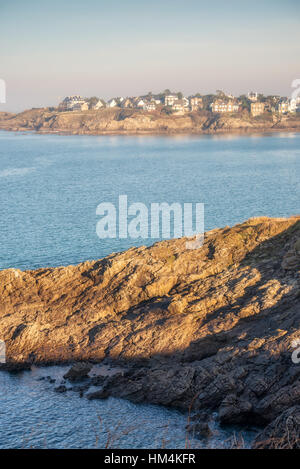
left=211, top=94, right=300, bottom=116
left=58, top=93, right=300, bottom=116
left=58, top=94, right=203, bottom=114
left=251, top=98, right=300, bottom=116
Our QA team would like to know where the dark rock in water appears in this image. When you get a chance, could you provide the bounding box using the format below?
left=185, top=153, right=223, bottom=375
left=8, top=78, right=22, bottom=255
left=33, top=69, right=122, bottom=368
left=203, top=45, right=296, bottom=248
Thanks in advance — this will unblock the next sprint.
left=0, top=362, right=31, bottom=372
left=69, top=382, right=90, bottom=393
left=102, top=365, right=196, bottom=406
left=252, top=406, right=300, bottom=449
left=85, top=386, right=109, bottom=400
left=55, top=385, right=67, bottom=393
left=63, top=363, right=92, bottom=381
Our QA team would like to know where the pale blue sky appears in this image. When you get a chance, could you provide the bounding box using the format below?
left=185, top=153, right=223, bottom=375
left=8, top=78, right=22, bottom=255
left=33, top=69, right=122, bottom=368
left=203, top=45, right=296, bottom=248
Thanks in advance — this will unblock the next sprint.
left=1, top=0, right=300, bottom=111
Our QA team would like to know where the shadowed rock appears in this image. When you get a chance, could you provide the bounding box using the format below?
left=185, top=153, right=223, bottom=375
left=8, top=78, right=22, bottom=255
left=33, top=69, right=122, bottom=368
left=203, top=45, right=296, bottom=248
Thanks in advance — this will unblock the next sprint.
left=252, top=406, right=300, bottom=449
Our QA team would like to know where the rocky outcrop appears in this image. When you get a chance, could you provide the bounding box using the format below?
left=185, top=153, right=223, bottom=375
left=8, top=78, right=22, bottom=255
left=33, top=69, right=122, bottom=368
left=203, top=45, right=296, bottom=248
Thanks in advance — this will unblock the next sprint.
left=0, top=108, right=300, bottom=135
left=63, top=362, right=92, bottom=381
left=1, top=216, right=300, bottom=435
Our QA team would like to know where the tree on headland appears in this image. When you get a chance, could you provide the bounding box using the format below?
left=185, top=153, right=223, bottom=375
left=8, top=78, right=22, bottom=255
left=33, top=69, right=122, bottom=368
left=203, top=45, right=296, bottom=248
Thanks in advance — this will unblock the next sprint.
left=87, top=96, right=99, bottom=109
left=238, top=95, right=251, bottom=111
left=202, top=94, right=216, bottom=111
left=161, top=106, right=173, bottom=115
left=258, top=93, right=266, bottom=102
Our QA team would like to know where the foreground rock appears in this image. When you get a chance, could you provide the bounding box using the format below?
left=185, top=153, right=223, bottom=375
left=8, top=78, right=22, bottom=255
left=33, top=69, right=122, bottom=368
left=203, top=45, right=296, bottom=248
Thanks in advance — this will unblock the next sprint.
left=0, top=362, right=31, bottom=372
left=63, top=362, right=92, bottom=381
left=1, top=216, right=300, bottom=437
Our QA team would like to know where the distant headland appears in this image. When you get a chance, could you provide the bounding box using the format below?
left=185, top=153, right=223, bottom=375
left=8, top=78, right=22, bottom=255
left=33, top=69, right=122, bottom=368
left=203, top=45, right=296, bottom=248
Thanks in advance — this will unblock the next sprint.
left=1, top=90, right=300, bottom=136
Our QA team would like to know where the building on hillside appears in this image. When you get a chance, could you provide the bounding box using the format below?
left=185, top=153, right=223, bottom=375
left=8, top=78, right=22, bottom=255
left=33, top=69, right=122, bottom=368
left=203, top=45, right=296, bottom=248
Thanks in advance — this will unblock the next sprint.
left=172, top=99, right=186, bottom=113
left=248, top=92, right=258, bottom=102
left=289, top=97, right=300, bottom=113
left=277, top=100, right=289, bottom=114
left=251, top=102, right=265, bottom=117
left=136, top=99, right=145, bottom=108
left=121, top=98, right=134, bottom=108
left=59, top=96, right=88, bottom=111
left=90, top=99, right=106, bottom=110
left=183, top=97, right=189, bottom=108
left=164, top=94, right=178, bottom=106
left=72, top=102, right=89, bottom=111
left=143, top=101, right=157, bottom=111
left=107, top=98, right=118, bottom=108
left=189, top=96, right=203, bottom=111
left=211, top=100, right=240, bottom=113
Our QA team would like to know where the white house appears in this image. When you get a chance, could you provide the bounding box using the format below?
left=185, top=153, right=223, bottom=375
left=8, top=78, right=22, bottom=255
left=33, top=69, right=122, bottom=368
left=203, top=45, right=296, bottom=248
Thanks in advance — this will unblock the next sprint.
left=107, top=98, right=118, bottom=108
left=136, top=99, right=145, bottom=108
left=91, top=99, right=106, bottom=110
left=289, top=97, right=300, bottom=113
left=60, top=95, right=88, bottom=111
left=183, top=97, right=190, bottom=108
left=72, top=102, right=89, bottom=111
left=164, top=94, right=177, bottom=106
left=143, top=101, right=156, bottom=111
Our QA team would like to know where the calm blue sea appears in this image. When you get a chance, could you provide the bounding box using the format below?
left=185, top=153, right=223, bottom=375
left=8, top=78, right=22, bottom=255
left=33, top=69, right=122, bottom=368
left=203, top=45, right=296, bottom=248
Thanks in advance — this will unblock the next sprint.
left=1, top=130, right=300, bottom=271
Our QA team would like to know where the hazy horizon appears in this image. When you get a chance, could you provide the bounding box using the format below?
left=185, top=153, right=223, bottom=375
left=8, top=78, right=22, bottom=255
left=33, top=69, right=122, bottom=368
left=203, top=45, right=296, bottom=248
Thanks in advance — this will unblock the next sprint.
left=1, top=0, right=300, bottom=112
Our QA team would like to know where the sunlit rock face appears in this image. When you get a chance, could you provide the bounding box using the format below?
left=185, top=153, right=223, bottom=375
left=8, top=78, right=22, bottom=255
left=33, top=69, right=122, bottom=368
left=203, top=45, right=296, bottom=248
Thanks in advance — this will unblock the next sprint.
left=0, top=216, right=300, bottom=429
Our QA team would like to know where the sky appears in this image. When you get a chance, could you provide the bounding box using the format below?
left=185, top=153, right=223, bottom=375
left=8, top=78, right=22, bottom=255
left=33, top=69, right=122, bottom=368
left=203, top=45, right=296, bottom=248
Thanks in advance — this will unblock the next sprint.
left=0, top=0, right=300, bottom=112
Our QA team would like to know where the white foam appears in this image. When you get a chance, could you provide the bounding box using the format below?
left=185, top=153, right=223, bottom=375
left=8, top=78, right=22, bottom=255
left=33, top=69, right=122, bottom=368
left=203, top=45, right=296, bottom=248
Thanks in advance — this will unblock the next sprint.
left=0, top=167, right=36, bottom=178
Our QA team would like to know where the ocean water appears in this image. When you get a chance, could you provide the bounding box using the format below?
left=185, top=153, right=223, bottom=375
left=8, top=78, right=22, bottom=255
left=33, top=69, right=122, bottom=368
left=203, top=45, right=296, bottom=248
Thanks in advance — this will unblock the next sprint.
left=0, top=366, right=257, bottom=449
left=0, top=130, right=299, bottom=448
left=0, top=130, right=299, bottom=271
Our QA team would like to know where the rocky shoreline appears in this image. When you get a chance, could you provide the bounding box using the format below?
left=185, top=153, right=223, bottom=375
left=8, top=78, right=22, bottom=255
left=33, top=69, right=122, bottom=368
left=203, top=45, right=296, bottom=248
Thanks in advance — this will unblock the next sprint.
left=1, top=216, right=300, bottom=448
left=1, top=108, right=300, bottom=136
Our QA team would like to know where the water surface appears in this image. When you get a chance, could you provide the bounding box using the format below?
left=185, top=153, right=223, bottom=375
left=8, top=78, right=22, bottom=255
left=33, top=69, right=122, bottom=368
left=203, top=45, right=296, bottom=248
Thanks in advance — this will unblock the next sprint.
left=0, top=367, right=257, bottom=449
left=1, top=131, right=299, bottom=270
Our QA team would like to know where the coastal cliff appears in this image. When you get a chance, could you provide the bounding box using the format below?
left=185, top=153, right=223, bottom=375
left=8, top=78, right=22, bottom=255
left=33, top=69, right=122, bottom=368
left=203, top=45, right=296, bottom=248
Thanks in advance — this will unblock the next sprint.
left=1, top=108, right=300, bottom=135
left=1, top=216, right=300, bottom=446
